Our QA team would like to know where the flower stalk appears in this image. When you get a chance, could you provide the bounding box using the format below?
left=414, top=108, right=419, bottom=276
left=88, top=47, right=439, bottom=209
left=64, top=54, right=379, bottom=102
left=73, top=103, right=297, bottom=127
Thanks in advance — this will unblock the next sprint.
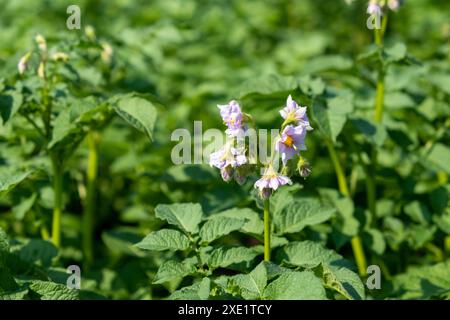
left=263, top=199, right=271, bottom=262
left=82, top=131, right=99, bottom=266
left=325, top=139, right=367, bottom=277
left=368, top=13, right=389, bottom=217
left=51, top=155, right=63, bottom=247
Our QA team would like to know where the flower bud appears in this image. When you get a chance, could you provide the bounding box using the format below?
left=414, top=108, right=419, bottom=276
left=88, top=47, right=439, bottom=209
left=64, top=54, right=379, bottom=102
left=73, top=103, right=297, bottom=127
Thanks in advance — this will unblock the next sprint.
left=85, top=25, right=96, bottom=41
left=18, top=52, right=32, bottom=74
left=297, top=157, right=311, bottom=178
left=234, top=166, right=249, bottom=185
left=101, top=42, right=113, bottom=64
left=387, top=0, right=402, bottom=11
left=38, top=61, right=45, bottom=79
left=35, top=34, right=47, bottom=52
left=220, top=166, right=234, bottom=182
left=52, top=52, right=69, bottom=62
left=260, top=188, right=272, bottom=200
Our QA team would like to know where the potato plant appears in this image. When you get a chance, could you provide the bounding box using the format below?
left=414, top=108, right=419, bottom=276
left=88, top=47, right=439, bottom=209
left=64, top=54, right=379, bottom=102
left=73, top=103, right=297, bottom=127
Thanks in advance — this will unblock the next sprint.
left=1, top=0, right=449, bottom=301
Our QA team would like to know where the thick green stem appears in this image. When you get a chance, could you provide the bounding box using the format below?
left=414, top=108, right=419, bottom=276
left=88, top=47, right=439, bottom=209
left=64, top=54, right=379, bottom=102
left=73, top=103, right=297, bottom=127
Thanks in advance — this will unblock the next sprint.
left=51, top=155, right=63, bottom=247
left=369, top=15, right=388, bottom=217
left=351, top=236, right=368, bottom=277
left=325, top=139, right=367, bottom=276
left=325, top=140, right=349, bottom=196
left=374, top=74, right=385, bottom=124
left=40, top=225, right=50, bottom=241
left=263, top=199, right=271, bottom=262
left=83, top=131, right=99, bottom=266
left=366, top=151, right=377, bottom=217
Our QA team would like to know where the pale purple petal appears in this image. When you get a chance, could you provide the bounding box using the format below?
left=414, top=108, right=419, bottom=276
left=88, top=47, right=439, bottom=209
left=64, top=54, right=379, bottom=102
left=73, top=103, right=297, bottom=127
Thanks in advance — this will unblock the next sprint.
left=277, top=175, right=292, bottom=186
left=286, top=95, right=297, bottom=110
left=255, top=178, right=269, bottom=190
left=221, top=167, right=233, bottom=182
left=269, top=177, right=280, bottom=190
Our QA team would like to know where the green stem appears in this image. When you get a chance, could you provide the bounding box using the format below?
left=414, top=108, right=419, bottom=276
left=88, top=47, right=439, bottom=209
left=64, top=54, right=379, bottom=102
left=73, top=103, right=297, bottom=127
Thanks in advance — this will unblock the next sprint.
left=263, top=199, right=271, bottom=262
left=40, top=225, right=50, bottom=241
left=445, top=236, right=450, bottom=258
left=325, top=139, right=349, bottom=196
left=83, top=131, right=99, bottom=266
left=351, top=236, right=368, bottom=277
left=374, top=73, right=385, bottom=123
left=51, top=155, right=63, bottom=247
left=367, top=150, right=377, bottom=217
left=370, top=14, right=387, bottom=217
left=374, top=28, right=382, bottom=46
left=325, top=139, right=367, bottom=276
left=374, top=14, right=388, bottom=46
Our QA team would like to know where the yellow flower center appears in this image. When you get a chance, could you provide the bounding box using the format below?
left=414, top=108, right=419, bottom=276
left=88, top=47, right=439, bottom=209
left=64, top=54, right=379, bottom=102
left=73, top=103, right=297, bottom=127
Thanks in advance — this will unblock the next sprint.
left=283, top=135, right=294, bottom=148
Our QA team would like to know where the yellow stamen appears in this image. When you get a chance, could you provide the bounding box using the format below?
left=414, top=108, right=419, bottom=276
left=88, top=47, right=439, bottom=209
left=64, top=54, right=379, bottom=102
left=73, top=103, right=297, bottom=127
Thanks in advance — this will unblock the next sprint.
left=283, top=135, right=294, bottom=148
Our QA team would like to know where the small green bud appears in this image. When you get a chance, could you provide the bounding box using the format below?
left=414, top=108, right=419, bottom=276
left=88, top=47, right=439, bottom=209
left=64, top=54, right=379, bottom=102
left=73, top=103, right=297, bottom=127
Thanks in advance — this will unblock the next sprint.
left=297, top=157, right=311, bottom=178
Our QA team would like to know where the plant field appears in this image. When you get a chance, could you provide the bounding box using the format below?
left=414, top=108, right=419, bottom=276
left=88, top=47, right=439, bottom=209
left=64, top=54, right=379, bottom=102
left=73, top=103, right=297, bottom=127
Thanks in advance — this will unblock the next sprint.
left=0, top=0, right=449, bottom=301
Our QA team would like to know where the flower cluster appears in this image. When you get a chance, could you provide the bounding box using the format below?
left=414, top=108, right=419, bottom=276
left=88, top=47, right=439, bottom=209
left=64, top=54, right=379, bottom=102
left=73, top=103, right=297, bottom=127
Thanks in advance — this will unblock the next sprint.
left=254, top=95, right=312, bottom=199
left=211, top=95, right=312, bottom=199
left=210, top=100, right=251, bottom=185
left=217, top=100, right=249, bottom=138
left=366, top=0, right=404, bottom=15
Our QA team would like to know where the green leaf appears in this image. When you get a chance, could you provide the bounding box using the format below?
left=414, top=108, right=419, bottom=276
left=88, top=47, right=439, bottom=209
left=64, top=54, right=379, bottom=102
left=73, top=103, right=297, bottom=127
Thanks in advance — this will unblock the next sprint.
left=433, top=209, right=450, bottom=234
left=427, top=73, right=450, bottom=95
left=169, top=277, right=210, bottom=300
left=0, top=287, right=28, bottom=300
left=211, top=208, right=263, bottom=235
left=48, top=109, right=76, bottom=148
left=390, top=262, right=450, bottom=299
left=102, top=229, right=146, bottom=257
left=312, top=91, right=354, bottom=142
left=135, top=229, right=190, bottom=251
left=404, top=201, right=431, bottom=225
left=0, top=91, right=23, bottom=124
left=0, top=169, right=32, bottom=198
left=13, top=239, right=58, bottom=268
left=270, top=186, right=297, bottom=215
left=0, top=228, right=9, bottom=253
left=425, top=143, right=450, bottom=175
left=230, top=262, right=267, bottom=300
left=280, top=241, right=343, bottom=268
left=384, top=92, right=415, bottom=109
left=274, top=198, right=334, bottom=235
left=302, top=55, right=353, bottom=74
left=0, top=267, right=18, bottom=293
left=319, top=188, right=359, bottom=237
left=363, top=228, right=386, bottom=255
left=48, top=98, right=110, bottom=150
left=28, top=280, right=78, bottom=300
left=199, top=217, right=246, bottom=243
left=237, top=75, right=298, bottom=99
left=114, top=96, right=158, bottom=141
left=351, top=117, right=387, bottom=147
left=320, top=264, right=365, bottom=300
left=12, top=193, right=37, bottom=220
left=209, top=247, right=258, bottom=269
left=153, top=260, right=197, bottom=284
left=263, top=271, right=326, bottom=300
left=384, top=43, right=407, bottom=63
left=0, top=228, right=9, bottom=268
left=299, top=75, right=325, bottom=96
left=155, top=203, right=203, bottom=234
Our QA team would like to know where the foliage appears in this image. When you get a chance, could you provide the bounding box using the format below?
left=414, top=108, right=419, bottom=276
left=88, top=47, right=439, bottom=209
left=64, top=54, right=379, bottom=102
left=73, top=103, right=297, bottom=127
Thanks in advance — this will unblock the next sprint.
left=0, top=0, right=449, bottom=300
